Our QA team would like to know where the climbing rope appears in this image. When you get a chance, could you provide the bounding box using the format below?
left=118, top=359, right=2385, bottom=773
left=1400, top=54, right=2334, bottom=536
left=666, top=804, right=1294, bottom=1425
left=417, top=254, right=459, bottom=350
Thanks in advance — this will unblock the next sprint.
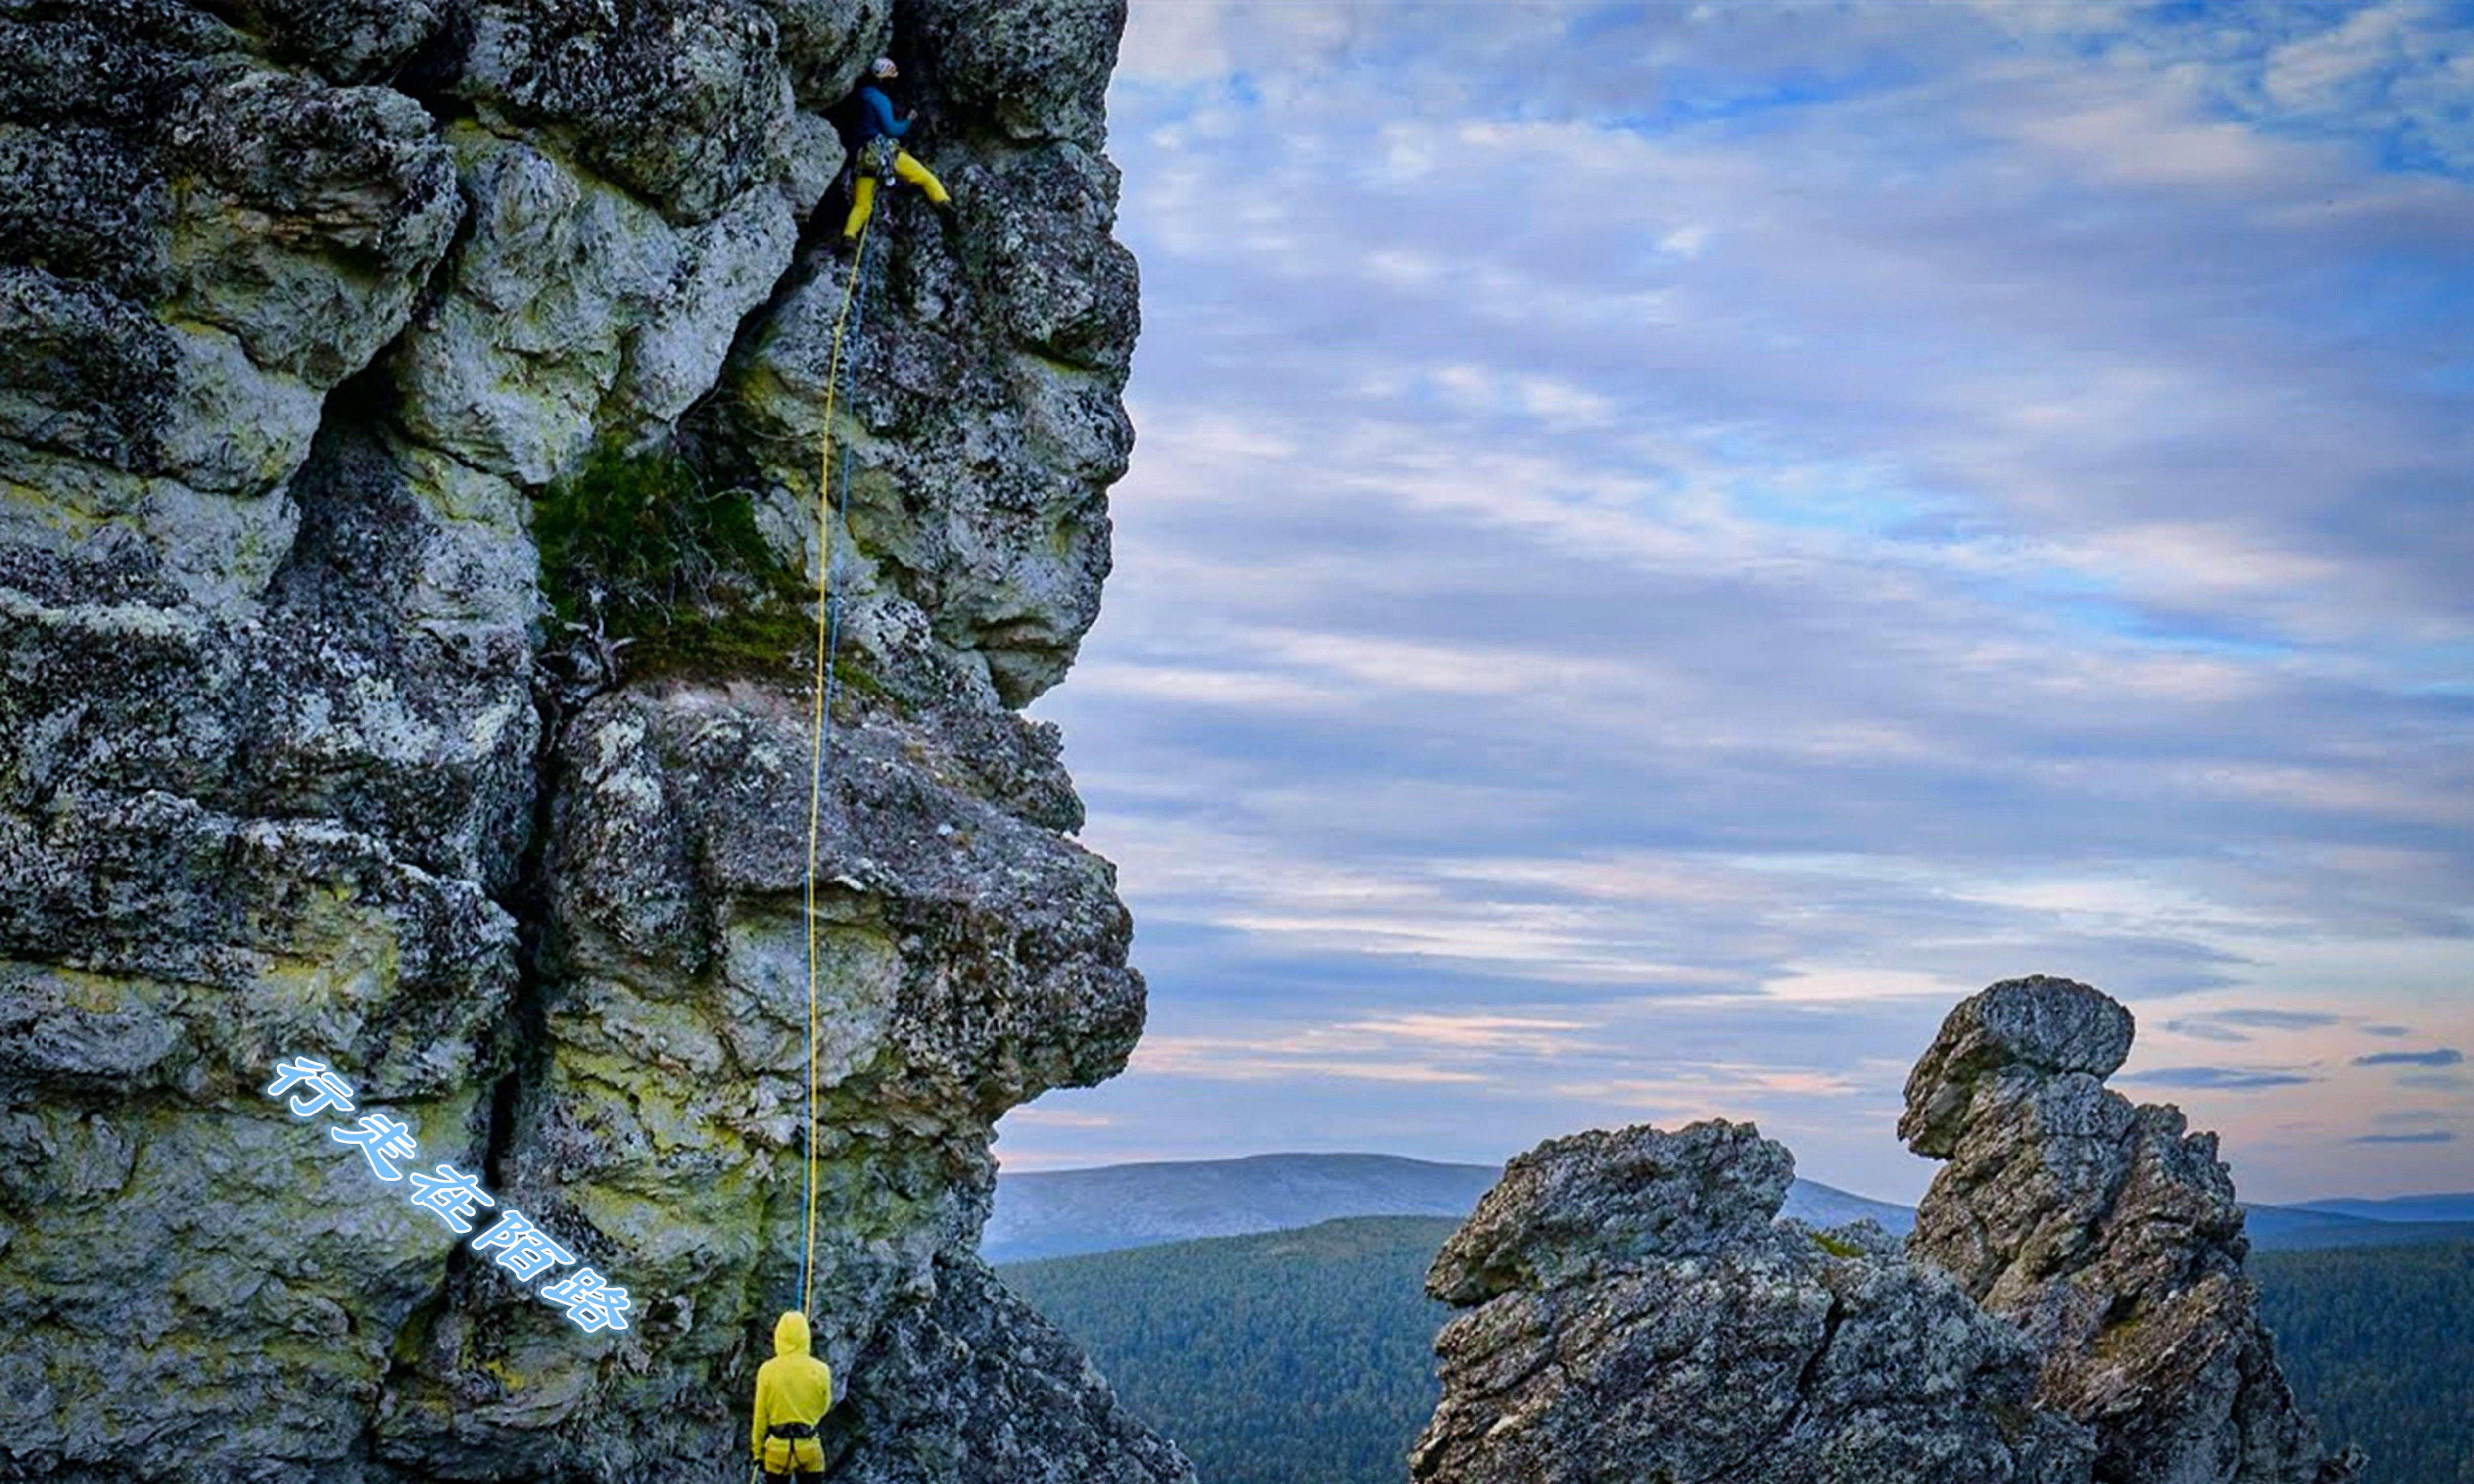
left=803, top=209, right=877, bottom=1317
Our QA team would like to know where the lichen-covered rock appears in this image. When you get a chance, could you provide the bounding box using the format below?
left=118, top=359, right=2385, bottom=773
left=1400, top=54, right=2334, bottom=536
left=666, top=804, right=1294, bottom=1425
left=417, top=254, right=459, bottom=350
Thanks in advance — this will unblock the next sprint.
left=457, top=0, right=798, bottom=224
left=366, top=680, right=1150, bottom=1475
left=387, top=123, right=799, bottom=485
left=0, top=788, right=512, bottom=1480
left=222, top=0, right=448, bottom=84
left=1904, top=977, right=2365, bottom=1484
left=2, top=0, right=1170, bottom=1479
left=1414, top=1121, right=2095, bottom=1484
left=0, top=0, right=460, bottom=610
left=898, top=0, right=1126, bottom=145
left=727, top=178, right=1138, bottom=705
left=764, top=0, right=894, bottom=108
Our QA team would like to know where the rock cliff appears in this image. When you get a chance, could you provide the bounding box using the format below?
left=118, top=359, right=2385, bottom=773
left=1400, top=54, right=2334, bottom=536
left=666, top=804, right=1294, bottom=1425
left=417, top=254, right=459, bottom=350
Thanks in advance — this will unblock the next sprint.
left=1415, top=978, right=2362, bottom=1484
left=0, top=2, right=1185, bottom=1481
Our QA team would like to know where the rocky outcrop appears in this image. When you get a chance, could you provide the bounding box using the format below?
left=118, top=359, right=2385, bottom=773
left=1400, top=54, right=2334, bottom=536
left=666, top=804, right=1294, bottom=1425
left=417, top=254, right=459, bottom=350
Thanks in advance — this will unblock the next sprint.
left=1417, top=979, right=2362, bottom=1484
left=1413, top=1121, right=2095, bottom=1484
left=826, top=1254, right=1197, bottom=1484
left=1, top=0, right=1169, bottom=1480
left=1903, top=976, right=2365, bottom=1484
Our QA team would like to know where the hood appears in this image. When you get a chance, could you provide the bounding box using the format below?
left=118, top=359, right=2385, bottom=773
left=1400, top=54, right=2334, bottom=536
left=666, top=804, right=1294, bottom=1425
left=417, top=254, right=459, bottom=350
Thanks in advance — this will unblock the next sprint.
left=773, top=1310, right=810, bottom=1357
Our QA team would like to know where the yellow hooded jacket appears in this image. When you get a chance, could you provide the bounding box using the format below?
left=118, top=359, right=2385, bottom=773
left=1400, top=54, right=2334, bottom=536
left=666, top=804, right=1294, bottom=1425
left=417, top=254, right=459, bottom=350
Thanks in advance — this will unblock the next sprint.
left=750, top=1310, right=834, bottom=1474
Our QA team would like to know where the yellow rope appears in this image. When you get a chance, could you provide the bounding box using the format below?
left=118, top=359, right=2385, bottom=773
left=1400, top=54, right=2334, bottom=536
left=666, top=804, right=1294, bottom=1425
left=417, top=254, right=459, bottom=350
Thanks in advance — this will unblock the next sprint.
left=804, top=209, right=873, bottom=1317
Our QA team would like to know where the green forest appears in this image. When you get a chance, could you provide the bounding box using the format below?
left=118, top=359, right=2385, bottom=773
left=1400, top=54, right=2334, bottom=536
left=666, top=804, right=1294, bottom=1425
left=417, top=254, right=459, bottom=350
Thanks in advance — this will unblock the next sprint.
left=1000, top=1220, right=2473, bottom=1484
left=2256, top=1241, right=2474, bottom=1484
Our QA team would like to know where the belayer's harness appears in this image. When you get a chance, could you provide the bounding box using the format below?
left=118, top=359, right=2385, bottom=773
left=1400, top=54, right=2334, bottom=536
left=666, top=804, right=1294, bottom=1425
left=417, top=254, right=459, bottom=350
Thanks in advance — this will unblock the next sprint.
left=767, top=1421, right=820, bottom=1442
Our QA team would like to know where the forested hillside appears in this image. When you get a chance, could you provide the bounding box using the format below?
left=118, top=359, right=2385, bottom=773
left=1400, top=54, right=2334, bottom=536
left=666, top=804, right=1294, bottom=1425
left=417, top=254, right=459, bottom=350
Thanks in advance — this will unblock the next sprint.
left=1001, top=1218, right=1460, bottom=1484
left=1003, top=1224, right=2473, bottom=1484
left=2256, top=1242, right=2474, bottom=1484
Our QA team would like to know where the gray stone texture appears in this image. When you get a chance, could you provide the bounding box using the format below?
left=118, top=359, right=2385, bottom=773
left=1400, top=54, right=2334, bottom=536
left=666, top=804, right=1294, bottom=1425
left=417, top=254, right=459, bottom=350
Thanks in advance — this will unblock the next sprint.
left=1427, top=1118, right=1796, bottom=1304
left=1416, top=977, right=2365, bottom=1484
left=1414, top=1120, right=2096, bottom=1484
left=1905, top=977, right=2366, bottom=1484
left=1, top=0, right=1167, bottom=1479
left=824, top=1254, right=1199, bottom=1484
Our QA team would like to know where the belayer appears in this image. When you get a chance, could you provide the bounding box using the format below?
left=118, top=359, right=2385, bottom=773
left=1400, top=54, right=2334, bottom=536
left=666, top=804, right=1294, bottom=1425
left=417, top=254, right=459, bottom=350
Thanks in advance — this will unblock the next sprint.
left=843, top=56, right=954, bottom=245
left=749, top=1310, right=834, bottom=1483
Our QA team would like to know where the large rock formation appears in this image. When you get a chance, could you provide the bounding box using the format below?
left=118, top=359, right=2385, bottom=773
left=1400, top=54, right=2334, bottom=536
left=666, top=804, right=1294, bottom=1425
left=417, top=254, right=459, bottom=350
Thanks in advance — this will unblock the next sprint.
left=0, top=1, right=1181, bottom=1481
left=1412, top=1121, right=2095, bottom=1484
left=1903, top=976, right=2365, bottom=1484
left=1416, top=979, right=2362, bottom=1484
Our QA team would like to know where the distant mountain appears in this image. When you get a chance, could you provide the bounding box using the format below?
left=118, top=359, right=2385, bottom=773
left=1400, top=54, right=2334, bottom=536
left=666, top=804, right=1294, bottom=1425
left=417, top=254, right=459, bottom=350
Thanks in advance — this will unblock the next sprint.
left=2293, top=1192, right=2474, bottom=1225
left=983, top=1152, right=1916, bottom=1262
left=1786, top=1178, right=1917, bottom=1235
left=985, top=1154, right=1500, bottom=1261
left=2242, top=1203, right=2474, bottom=1251
left=985, top=1152, right=2472, bottom=1261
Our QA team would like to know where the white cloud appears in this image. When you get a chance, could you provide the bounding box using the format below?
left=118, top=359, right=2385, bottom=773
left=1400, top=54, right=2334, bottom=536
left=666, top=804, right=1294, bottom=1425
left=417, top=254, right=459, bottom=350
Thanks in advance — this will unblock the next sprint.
left=1040, top=0, right=2474, bottom=1198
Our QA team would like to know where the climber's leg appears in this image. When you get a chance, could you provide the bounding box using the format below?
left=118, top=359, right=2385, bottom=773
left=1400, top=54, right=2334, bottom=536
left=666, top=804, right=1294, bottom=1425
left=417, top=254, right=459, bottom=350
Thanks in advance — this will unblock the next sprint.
left=843, top=175, right=877, bottom=239
left=892, top=150, right=950, bottom=205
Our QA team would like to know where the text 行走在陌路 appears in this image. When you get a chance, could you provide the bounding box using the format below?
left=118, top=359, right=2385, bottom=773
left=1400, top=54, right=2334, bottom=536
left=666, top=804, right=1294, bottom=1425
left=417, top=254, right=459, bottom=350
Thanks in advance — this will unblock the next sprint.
left=265, top=1056, right=634, bottom=1334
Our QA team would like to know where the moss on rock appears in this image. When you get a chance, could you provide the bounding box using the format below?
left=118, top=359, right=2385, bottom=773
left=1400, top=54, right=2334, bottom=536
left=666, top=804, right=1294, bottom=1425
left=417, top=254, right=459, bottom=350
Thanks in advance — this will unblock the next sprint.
left=535, top=439, right=886, bottom=693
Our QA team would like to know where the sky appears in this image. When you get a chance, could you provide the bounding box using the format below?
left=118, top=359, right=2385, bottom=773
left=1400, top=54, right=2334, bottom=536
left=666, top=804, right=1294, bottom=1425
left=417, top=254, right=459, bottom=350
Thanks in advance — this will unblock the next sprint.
left=999, top=0, right=2474, bottom=1206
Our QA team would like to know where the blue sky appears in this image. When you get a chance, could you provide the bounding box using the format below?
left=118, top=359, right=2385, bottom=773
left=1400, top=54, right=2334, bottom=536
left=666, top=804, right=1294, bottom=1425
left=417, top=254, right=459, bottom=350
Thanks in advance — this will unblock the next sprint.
left=1001, top=0, right=2473, bottom=1206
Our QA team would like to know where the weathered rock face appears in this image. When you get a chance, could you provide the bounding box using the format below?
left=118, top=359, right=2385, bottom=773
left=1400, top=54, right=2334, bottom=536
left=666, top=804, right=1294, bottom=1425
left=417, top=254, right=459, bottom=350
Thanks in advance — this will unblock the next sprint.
left=825, top=1254, right=1197, bottom=1484
left=1413, top=1120, right=2096, bottom=1484
left=1, top=0, right=1168, bottom=1480
left=1417, top=978, right=2364, bottom=1484
left=1903, top=976, right=2365, bottom=1484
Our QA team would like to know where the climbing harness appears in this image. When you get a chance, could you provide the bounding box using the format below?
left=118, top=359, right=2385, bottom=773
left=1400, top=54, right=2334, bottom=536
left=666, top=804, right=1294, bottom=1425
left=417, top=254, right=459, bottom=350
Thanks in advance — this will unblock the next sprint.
left=858, top=136, right=901, bottom=184
left=801, top=206, right=878, bottom=1317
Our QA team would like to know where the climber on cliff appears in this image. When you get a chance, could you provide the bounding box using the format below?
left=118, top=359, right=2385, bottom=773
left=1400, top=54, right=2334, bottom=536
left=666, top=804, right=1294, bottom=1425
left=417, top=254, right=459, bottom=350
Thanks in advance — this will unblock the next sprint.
left=749, top=1309, right=834, bottom=1483
left=842, top=56, right=954, bottom=247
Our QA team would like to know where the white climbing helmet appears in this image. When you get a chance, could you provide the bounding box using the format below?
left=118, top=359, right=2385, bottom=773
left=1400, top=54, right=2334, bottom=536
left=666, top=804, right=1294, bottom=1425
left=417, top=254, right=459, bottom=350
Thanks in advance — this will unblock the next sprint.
left=871, top=57, right=898, bottom=79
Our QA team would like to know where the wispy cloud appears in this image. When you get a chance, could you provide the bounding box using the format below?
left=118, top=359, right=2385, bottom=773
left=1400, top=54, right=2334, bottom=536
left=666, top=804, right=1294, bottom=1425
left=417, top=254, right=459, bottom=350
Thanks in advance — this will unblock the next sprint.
left=2354, top=1047, right=2467, bottom=1067
left=1002, top=1106, right=1120, bottom=1131
left=2117, top=1066, right=2321, bottom=1091
left=1125, top=1011, right=1605, bottom=1086
left=2164, top=1008, right=2345, bottom=1042
left=1005, top=0, right=2474, bottom=1203
left=2351, top=1130, right=2458, bottom=1146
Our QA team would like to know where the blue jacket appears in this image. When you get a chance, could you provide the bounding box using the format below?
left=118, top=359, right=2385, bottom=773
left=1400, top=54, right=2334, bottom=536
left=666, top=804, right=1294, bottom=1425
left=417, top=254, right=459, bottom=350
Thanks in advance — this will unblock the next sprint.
left=858, top=86, right=910, bottom=142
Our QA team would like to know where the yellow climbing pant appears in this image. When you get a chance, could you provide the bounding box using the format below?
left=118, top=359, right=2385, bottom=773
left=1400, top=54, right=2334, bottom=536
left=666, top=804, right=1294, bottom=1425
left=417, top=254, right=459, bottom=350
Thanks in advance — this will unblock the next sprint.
left=843, top=151, right=949, bottom=239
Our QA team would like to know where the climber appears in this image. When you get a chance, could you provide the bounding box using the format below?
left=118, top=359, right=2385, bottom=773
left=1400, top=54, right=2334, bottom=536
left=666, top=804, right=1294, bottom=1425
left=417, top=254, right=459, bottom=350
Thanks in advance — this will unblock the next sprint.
left=842, top=56, right=954, bottom=246
left=749, top=1309, right=834, bottom=1483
